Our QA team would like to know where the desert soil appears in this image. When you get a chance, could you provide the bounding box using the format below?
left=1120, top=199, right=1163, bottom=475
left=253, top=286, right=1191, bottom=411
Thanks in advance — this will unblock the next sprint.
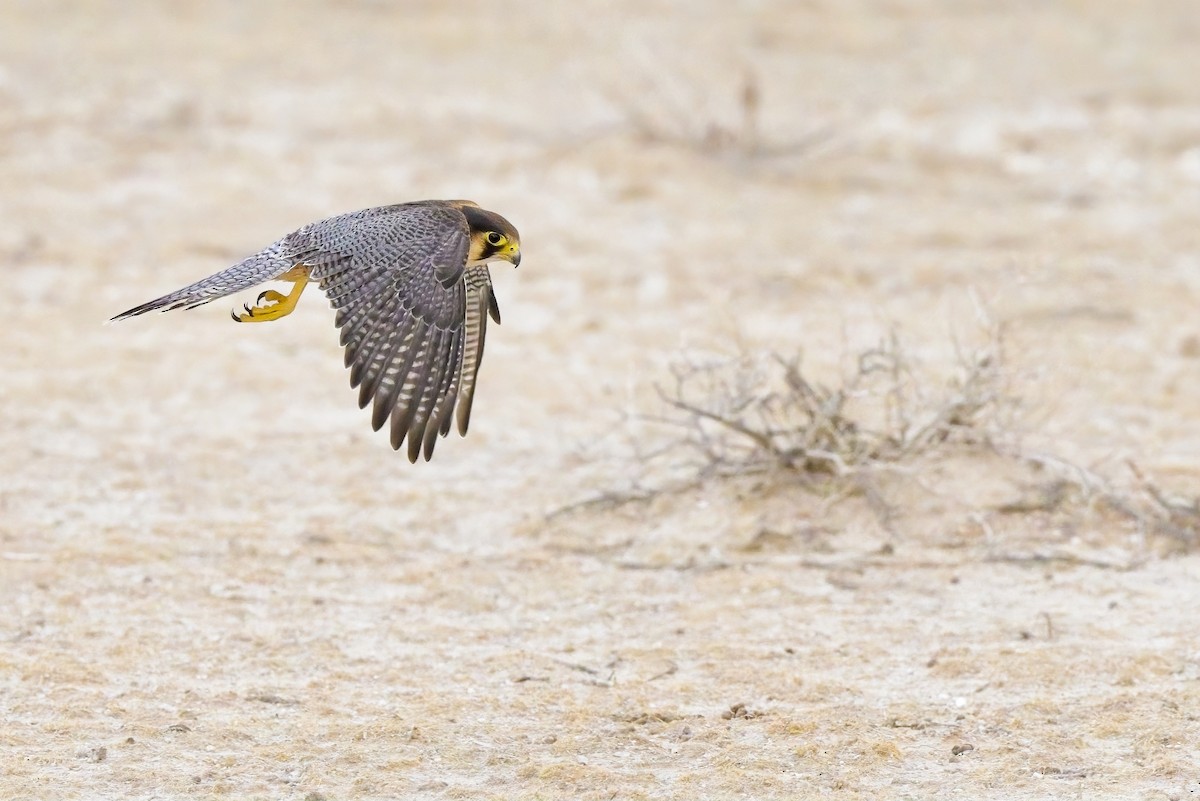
left=3, top=1, right=1200, bottom=799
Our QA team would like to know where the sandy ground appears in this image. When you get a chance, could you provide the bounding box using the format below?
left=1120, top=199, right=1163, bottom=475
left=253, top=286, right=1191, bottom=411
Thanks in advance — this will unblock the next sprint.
left=3, top=1, right=1200, bottom=798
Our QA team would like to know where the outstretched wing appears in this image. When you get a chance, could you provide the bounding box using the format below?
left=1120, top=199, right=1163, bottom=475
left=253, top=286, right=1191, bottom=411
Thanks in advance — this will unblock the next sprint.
left=304, top=203, right=483, bottom=462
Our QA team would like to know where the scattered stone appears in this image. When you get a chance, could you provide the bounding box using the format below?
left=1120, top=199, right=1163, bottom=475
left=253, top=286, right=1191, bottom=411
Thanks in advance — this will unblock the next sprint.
left=722, top=702, right=757, bottom=720
left=952, top=743, right=975, bottom=756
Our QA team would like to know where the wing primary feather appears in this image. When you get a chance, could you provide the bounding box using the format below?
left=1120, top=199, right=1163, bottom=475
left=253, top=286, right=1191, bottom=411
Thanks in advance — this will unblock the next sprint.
left=455, top=289, right=491, bottom=436
left=422, top=324, right=466, bottom=460
left=435, top=325, right=468, bottom=439
left=357, top=301, right=415, bottom=410
left=348, top=293, right=403, bottom=396
left=374, top=316, right=436, bottom=431
left=338, top=290, right=396, bottom=374
left=487, top=290, right=501, bottom=324
left=389, top=329, right=440, bottom=453
left=362, top=323, right=406, bottom=419
left=339, top=277, right=398, bottom=355
left=406, top=327, right=451, bottom=463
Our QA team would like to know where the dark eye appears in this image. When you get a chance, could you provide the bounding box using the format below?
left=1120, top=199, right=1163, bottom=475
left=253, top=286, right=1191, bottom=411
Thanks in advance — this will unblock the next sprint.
left=486, top=232, right=504, bottom=246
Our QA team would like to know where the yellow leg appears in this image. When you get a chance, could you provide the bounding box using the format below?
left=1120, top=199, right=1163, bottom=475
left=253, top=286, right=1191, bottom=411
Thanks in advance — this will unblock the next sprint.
left=232, top=276, right=310, bottom=323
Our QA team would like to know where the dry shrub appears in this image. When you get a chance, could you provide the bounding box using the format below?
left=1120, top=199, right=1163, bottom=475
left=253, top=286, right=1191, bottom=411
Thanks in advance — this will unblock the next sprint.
left=647, top=329, right=1012, bottom=483
left=1109, top=462, right=1200, bottom=551
left=550, top=321, right=1015, bottom=520
left=557, top=319, right=1199, bottom=554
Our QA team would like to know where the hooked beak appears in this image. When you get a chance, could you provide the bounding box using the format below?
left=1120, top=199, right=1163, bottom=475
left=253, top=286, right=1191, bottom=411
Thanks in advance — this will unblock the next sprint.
left=509, top=249, right=521, bottom=268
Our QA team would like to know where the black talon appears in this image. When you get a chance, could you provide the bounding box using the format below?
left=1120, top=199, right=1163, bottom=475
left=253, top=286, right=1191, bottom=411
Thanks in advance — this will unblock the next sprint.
left=257, top=291, right=268, bottom=304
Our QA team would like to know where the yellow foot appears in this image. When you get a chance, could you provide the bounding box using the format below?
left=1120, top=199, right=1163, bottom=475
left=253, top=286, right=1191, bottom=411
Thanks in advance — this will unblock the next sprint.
left=231, top=278, right=309, bottom=323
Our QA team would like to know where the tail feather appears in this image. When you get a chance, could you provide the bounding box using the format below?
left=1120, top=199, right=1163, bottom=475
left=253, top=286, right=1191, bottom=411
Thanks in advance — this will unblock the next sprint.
left=110, top=244, right=294, bottom=322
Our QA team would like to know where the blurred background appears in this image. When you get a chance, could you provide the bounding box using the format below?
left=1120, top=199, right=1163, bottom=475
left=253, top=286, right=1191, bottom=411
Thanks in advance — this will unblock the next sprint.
left=3, top=1, right=1200, bottom=797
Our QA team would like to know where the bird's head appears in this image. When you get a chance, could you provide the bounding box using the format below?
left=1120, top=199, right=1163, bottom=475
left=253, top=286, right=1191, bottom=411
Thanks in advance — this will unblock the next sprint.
left=460, top=203, right=521, bottom=268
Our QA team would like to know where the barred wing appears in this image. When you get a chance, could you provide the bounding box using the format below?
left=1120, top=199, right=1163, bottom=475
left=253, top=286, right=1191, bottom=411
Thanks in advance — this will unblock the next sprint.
left=309, top=206, right=486, bottom=462
left=456, top=266, right=502, bottom=437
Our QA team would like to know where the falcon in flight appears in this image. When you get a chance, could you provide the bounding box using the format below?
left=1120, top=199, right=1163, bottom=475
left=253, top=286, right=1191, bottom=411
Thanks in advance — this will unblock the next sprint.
left=112, top=200, right=521, bottom=462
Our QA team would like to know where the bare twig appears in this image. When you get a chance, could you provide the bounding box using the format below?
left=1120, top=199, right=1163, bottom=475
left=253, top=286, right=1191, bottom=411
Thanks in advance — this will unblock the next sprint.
left=548, top=316, right=1195, bottom=556
left=644, top=328, right=1013, bottom=487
